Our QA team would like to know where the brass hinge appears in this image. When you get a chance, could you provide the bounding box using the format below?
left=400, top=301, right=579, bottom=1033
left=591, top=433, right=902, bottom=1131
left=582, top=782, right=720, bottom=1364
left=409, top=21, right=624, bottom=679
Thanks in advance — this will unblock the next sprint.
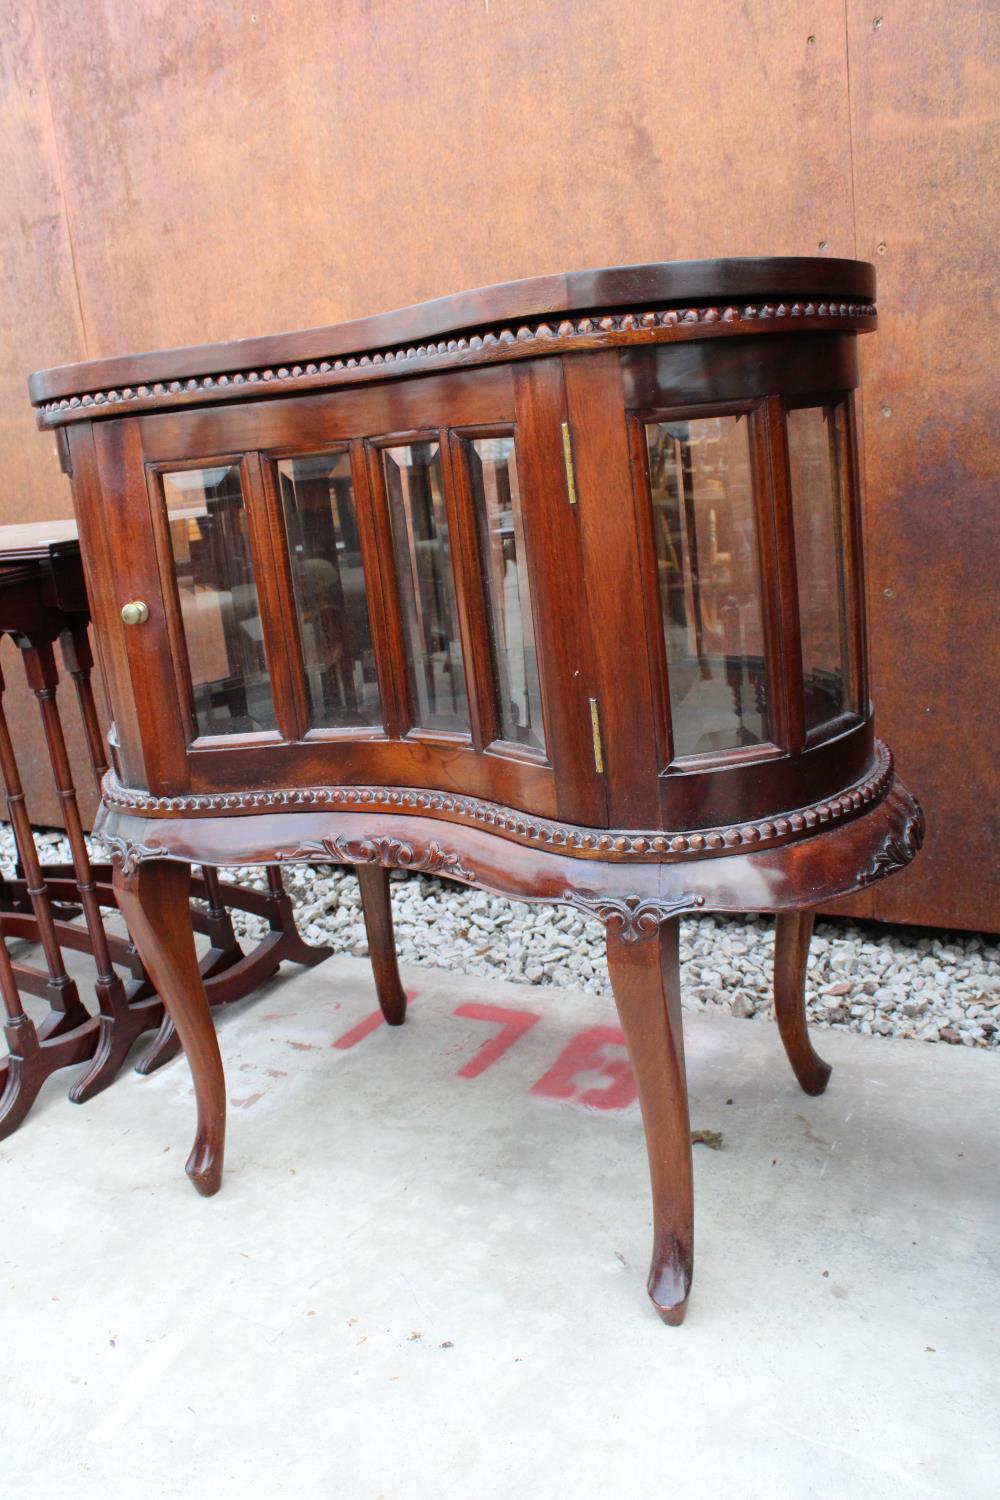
left=561, top=421, right=578, bottom=505
left=589, top=697, right=605, bottom=773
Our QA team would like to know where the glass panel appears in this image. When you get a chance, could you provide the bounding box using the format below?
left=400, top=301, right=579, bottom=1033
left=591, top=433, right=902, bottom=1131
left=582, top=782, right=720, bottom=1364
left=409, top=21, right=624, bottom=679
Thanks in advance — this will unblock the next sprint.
left=468, top=436, right=545, bottom=751
left=383, top=442, right=469, bottom=734
left=787, top=404, right=855, bottom=733
left=276, top=452, right=381, bottom=729
left=644, top=414, right=769, bottom=758
left=162, top=464, right=277, bottom=736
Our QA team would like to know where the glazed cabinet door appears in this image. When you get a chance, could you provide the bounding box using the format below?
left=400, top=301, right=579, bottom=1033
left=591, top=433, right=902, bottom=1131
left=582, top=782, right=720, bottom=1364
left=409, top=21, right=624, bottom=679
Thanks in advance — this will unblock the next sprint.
left=67, top=420, right=192, bottom=795
left=614, top=341, right=873, bottom=831
left=85, top=366, right=606, bottom=827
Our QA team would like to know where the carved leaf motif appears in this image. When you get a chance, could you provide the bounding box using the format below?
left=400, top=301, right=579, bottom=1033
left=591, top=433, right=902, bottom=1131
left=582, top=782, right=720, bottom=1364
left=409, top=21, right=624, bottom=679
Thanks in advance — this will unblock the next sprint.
left=858, top=804, right=925, bottom=886
left=99, top=833, right=170, bottom=877
left=280, top=835, right=476, bottom=883
left=561, top=889, right=704, bottom=941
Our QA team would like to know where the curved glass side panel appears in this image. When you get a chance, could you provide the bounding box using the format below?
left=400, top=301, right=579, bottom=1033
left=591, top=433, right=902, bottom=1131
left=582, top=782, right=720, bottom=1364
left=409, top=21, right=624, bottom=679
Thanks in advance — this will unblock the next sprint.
left=383, top=442, right=469, bottom=735
left=644, top=415, right=769, bottom=759
left=162, top=464, right=277, bottom=736
left=468, top=435, right=545, bottom=752
left=786, top=403, right=855, bottom=733
left=276, top=452, right=381, bottom=730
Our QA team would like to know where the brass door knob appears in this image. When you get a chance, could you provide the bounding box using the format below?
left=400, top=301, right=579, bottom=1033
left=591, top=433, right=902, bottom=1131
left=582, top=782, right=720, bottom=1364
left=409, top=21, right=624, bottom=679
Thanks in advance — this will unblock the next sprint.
left=120, top=600, right=150, bottom=626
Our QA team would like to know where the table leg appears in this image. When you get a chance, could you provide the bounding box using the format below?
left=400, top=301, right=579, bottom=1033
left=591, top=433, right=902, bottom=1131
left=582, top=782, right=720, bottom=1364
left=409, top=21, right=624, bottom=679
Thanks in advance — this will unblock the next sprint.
left=58, top=621, right=109, bottom=789
left=607, top=917, right=693, bottom=1325
left=18, top=635, right=141, bottom=1103
left=356, top=864, right=406, bottom=1025
left=774, top=910, right=832, bottom=1096
left=134, top=864, right=331, bottom=1074
left=0, top=658, right=86, bottom=1027
left=0, top=923, right=98, bottom=1140
left=112, top=857, right=226, bottom=1196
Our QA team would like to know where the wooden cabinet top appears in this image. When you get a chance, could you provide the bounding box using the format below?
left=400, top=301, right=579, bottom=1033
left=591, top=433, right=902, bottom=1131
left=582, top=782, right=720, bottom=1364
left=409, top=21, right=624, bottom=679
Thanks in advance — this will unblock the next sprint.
left=29, top=257, right=876, bottom=426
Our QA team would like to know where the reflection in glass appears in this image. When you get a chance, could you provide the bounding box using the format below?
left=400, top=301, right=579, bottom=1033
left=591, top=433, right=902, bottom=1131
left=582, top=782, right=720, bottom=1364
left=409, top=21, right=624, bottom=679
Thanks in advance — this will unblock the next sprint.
left=277, top=452, right=380, bottom=729
left=468, top=436, right=545, bottom=751
left=383, top=442, right=469, bottom=733
left=644, top=414, right=769, bottom=758
left=162, top=464, right=277, bottom=736
left=787, top=404, right=855, bottom=733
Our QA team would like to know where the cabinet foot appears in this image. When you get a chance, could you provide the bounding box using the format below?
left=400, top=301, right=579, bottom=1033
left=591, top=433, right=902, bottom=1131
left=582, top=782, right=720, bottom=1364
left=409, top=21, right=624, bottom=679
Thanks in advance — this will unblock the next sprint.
left=185, top=1137, right=224, bottom=1197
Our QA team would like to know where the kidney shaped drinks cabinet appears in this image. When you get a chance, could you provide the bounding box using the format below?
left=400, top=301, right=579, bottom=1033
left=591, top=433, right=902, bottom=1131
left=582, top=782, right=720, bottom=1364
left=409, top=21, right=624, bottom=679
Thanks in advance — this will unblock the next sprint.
left=30, top=258, right=922, bottom=1323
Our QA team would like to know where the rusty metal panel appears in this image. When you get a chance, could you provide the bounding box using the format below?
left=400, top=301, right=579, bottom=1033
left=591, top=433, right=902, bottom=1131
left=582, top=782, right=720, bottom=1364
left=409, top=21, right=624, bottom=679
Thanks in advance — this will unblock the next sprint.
left=31, top=0, right=858, bottom=349
left=829, top=2, right=1000, bottom=930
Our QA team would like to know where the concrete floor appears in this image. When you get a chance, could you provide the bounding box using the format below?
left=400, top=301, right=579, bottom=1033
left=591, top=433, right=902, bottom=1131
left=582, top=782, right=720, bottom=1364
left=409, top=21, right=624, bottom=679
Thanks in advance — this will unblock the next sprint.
left=1, top=949, right=998, bottom=1499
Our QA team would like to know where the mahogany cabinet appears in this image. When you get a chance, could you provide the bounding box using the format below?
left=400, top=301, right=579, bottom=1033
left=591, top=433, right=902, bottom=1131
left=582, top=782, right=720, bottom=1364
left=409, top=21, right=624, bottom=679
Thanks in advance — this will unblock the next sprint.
left=29, top=258, right=922, bottom=1323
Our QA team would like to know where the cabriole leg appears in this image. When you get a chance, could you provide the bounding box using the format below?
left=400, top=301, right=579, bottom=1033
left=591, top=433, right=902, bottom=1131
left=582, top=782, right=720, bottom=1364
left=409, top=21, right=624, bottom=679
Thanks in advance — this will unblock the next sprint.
left=112, top=857, right=226, bottom=1196
left=606, top=917, right=693, bottom=1326
left=356, top=864, right=406, bottom=1025
left=773, top=910, right=831, bottom=1096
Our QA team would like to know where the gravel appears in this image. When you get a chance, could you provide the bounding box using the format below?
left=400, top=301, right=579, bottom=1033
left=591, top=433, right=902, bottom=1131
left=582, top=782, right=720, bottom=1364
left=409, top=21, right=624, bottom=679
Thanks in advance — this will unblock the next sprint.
left=4, top=824, right=998, bottom=1050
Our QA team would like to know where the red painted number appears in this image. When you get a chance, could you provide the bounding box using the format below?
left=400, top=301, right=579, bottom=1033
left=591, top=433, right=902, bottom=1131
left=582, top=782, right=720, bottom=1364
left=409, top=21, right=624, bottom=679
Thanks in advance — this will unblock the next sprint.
left=452, top=1002, right=541, bottom=1078
left=332, top=990, right=417, bottom=1050
left=530, top=1025, right=637, bottom=1110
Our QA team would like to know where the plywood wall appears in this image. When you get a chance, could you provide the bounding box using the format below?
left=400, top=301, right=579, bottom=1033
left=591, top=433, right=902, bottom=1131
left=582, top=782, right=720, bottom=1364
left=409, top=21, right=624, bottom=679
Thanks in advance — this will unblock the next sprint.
left=2, top=1, right=996, bottom=928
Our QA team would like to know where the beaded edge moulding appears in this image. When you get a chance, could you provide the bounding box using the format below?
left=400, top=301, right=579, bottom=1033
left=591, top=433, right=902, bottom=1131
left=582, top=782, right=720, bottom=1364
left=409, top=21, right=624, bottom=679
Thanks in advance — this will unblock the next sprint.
left=36, top=298, right=877, bottom=421
left=100, top=740, right=895, bottom=861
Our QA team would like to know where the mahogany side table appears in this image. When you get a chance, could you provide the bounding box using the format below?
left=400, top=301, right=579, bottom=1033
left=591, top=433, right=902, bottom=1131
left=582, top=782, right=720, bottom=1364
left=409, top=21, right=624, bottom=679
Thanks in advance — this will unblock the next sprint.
left=0, top=521, right=330, bottom=1136
left=29, top=258, right=923, bottom=1323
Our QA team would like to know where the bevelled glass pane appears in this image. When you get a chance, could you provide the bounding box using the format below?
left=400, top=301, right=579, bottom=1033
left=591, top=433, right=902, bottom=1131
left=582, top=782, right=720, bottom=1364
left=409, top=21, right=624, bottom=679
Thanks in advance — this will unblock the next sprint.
left=468, top=436, right=545, bottom=751
left=787, top=404, right=854, bottom=732
left=644, top=415, right=769, bottom=758
left=383, top=442, right=469, bottom=734
left=162, top=464, right=277, bottom=736
left=277, top=452, right=381, bottom=730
